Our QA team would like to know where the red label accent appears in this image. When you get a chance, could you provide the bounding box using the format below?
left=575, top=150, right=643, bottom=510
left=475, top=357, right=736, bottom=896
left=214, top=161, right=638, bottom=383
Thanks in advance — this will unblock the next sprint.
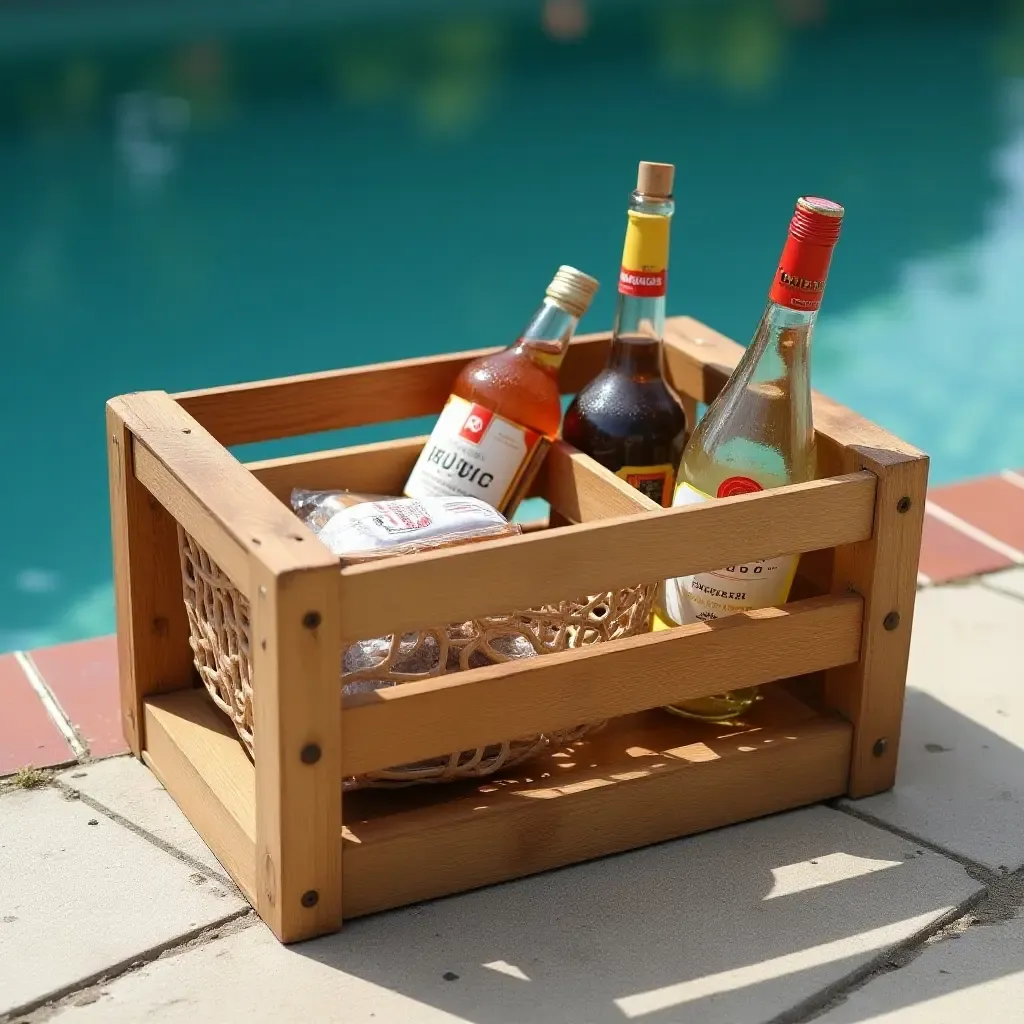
left=619, top=267, right=667, bottom=298
left=458, top=404, right=494, bottom=444
left=717, top=476, right=763, bottom=498
left=768, top=233, right=835, bottom=311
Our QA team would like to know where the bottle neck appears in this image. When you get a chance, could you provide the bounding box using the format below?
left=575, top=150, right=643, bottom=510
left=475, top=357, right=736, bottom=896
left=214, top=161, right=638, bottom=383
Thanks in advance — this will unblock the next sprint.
left=513, top=298, right=581, bottom=372
left=745, top=300, right=817, bottom=388
left=610, top=188, right=672, bottom=380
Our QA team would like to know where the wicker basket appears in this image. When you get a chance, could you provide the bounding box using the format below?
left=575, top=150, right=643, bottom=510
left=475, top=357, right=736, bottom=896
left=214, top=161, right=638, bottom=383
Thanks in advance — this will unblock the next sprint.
left=177, top=526, right=656, bottom=789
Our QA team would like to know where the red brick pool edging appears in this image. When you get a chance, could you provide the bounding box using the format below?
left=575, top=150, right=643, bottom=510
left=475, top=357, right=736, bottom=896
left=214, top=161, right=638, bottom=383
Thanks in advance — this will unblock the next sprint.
left=2, top=468, right=1023, bottom=777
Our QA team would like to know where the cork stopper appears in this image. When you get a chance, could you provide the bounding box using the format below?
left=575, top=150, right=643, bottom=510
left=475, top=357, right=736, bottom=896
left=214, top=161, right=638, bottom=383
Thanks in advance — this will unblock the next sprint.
left=636, top=161, right=674, bottom=198
left=545, top=265, right=599, bottom=319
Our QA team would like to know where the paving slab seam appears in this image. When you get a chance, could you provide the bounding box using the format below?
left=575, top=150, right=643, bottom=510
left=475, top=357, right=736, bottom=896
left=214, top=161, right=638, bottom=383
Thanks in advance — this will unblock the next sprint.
left=11, top=652, right=87, bottom=761
left=780, top=866, right=1024, bottom=1023
left=0, top=910, right=257, bottom=1024
left=831, top=800, right=1001, bottom=883
left=51, top=775, right=240, bottom=897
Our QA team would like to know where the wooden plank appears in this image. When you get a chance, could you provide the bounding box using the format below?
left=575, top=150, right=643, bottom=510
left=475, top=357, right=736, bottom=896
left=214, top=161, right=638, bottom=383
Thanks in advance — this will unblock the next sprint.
left=117, top=391, right=337, bottom=591
left=107, top=400, right=195, bottom=756
left=338, top=471, right=876, bottom=638
left=341, top=593, right=861, bottom=776
left=251, top=561, right=344, bottom=942
left=143, top=691, right=257, bottom=906
left=247, top=437, right=428, bottom=503
left=175, top=333, right=613, bottom=447
left=540, top=441, right=662, bottom=521
left=824, top=443, right=930, bottom=797
left=341, top=690, right=851, bottom=918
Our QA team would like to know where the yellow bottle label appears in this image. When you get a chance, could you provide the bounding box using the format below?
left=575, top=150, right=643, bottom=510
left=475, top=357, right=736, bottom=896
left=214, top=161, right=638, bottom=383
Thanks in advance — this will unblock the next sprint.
left=615, top=463, right=674, bottom=506
left=619, top=211, right=669, bottom=297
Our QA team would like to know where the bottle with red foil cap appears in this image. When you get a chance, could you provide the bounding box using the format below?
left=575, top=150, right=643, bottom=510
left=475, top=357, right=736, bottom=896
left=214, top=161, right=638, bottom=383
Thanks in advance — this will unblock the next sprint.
left=654, top=196, right=844, bottom=721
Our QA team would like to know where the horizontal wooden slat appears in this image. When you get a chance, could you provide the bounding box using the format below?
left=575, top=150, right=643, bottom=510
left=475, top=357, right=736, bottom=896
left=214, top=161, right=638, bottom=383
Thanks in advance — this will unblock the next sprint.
left=175, top=332, right=613, bottom=447
left=143, top=691, right=257, bottom=907
left=338, top=471, right=875, bottom=638
left=117, top=391, right=337, bottom=592
left=541, top=440, right=661, bottom=520
left=247, top=436, right=428, bottom=503
left=341, top=593, right=861, bottom=776
left=341, top=689, right=851, bottom=918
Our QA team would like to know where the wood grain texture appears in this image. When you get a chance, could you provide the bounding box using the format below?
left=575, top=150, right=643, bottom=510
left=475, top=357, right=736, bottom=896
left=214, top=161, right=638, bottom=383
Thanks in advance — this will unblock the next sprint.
left=541, top=440, right=662, bottom=521
left=341, top=689, right=851, bottom=918
left=175, top=333, right=613, bottom=447
left=342, top=594, right=862, bottom=776
left=143, top=691, right=257, bottom=906
left=247, top=437, right=428, bottom=503
left=338, top=471, right=876, bottom=638
left=107, top=400, right=195, bottom=756
left=251, top=561, right=343, bottom=942
left=824, top=450, right=930, bottom=797
left=119, top=391, right=336, bottom=591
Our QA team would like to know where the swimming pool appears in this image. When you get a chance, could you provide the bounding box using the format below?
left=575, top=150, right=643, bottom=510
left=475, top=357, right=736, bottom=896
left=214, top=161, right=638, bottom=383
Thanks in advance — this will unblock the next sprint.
left=1, top=0, right=1022, bottom=651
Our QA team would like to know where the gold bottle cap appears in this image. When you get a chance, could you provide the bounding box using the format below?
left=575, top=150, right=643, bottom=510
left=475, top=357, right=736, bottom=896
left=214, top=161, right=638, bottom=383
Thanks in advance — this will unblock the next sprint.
left=546, top=265, right=599, bottom=319
left=636, top=160, right=675, bottom=198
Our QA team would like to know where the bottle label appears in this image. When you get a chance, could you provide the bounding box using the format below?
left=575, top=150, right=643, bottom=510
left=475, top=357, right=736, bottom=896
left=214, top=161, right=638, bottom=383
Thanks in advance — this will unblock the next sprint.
left=768, top=233, right=835, bottom=311
left=619, top=210, right=669, bottom=298
left=403, top=395, right=545, bottom=511
left=615, top=464, right=674, bottom=506
left=662, top=480, right=798, bottom=624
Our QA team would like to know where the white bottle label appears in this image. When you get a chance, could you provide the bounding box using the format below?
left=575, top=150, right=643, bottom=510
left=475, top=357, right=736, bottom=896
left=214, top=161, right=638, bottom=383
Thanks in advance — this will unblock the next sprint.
left=663, top=481, right=798, bottom=625
left=404, top=395, right=545, bottom=510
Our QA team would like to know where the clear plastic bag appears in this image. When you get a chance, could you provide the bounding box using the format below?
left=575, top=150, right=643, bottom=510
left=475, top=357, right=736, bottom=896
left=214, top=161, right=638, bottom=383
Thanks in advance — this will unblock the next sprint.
left=290, top=490, right=521, bottom=564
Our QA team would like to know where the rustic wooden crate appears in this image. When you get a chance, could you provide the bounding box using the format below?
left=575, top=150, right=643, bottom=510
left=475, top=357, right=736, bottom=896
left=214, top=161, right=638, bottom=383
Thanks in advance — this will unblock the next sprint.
left=106, top=314, right=928, bottom=944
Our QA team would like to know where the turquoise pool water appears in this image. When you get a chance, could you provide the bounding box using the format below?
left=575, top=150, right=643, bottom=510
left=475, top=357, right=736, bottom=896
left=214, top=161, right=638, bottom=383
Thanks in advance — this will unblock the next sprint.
left=1, top=0, right=1022, bottom=651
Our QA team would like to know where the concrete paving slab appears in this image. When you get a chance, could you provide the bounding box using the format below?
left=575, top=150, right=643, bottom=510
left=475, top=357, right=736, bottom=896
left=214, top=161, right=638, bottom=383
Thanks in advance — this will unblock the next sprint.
left=817, top=910, right=1024, bottom=1023
left=56, top=757, right=232, bottom=886
left=0, top=787, right=246, bottom=1018
left=842, top=582, right=1024, bottom=873
left=983, top=565, right=1024, bottom=601
left=46, top=805, right=981, bottom=1024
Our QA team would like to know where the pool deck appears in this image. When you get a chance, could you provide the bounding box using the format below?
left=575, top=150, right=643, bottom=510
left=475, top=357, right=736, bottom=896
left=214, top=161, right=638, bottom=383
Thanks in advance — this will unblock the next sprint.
left=2, top=469, right=1023, bottom=1023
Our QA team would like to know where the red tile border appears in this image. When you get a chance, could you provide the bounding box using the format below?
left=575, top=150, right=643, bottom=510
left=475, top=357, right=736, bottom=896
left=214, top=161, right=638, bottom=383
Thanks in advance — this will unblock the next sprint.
left=0, top=653, right=74, bottom=775
left=28, top=635, right=127, bottom=760
left=928, top=476, right=1024, bottom=556
left=918, top=511, right=1012, bottom=584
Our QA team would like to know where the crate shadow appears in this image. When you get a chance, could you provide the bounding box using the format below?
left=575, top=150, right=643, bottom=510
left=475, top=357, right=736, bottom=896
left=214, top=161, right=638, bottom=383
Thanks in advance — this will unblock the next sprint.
left=294, top=689, right=1022, bottom=1024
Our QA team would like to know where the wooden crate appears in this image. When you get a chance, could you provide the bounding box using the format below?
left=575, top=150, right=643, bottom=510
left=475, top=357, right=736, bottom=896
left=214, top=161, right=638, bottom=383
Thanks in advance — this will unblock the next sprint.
left=106, top=314, right=928, bottom=944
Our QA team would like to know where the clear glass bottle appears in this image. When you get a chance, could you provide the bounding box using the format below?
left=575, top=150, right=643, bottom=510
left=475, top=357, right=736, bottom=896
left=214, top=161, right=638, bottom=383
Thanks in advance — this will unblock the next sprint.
left=403, top=266, right=599, bottom=517
left=654, top=196, right=845, bottom=721
left=562, top=161, right=688, bottom=505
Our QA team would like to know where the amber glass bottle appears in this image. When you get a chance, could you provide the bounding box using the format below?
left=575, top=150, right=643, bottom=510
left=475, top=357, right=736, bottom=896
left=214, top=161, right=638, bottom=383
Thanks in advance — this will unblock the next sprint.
left=403, top=266, right=599, bottom=517
left=561, top=161, right=687, bottom=505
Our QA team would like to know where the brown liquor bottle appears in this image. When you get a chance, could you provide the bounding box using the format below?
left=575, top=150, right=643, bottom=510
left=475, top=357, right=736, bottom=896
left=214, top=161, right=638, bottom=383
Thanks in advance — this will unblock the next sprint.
left=561, top=162, right=687, bottom=506
left=403, top=266, right=599, bottom=517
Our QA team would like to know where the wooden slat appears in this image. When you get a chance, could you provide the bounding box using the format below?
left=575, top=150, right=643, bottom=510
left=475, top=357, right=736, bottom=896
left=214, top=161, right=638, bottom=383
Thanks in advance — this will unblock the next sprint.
left=175, top=333, right=613, bottom=447
left=119, top=391, right=337, bottom=592
left=824, top=443, right=930, bottom=797
left=143, top=691, right=257, bottom=906
left=251, top=560, right=343, bottom=942
left=338, top=471, right=876, bottom=639
left=107, top=399, right=195, bottom=756
left=247, top=437, right=428, bottom=503
left=341, top=593, right=861, bottom=776
left=341, top=689, right=851, bottom=918
left=540, top=440, right=662, bottom=521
